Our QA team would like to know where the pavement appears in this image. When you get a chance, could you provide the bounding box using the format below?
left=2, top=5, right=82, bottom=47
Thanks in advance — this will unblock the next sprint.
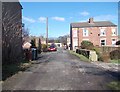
left=2, top=48, right=119, bottom=90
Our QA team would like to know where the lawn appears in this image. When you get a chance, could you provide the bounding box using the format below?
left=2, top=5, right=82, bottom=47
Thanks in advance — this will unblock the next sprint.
left=107, top=81, right=120, bottom=90
left=69, top=50, right=90, bottom=62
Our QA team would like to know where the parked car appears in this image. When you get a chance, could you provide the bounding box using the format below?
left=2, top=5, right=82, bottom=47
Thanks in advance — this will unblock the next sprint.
left=48, top=44, right=57, bottom=51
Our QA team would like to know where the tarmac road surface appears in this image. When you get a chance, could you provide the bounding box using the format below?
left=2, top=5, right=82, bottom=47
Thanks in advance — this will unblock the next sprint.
left=2, top=48, right=119, bottom=90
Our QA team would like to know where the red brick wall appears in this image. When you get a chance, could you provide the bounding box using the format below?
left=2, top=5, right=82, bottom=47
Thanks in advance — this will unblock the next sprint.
left=74, top=26, right=118, bottom=47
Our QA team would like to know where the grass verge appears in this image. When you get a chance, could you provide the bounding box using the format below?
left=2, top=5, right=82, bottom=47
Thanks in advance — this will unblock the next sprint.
left=69, top=50, right=90, bottom=62
left=110, top=59, right=120, bottom=64
left=2, top=61, right=31, bottom=81
left=107, top=81, right=120, bottom=90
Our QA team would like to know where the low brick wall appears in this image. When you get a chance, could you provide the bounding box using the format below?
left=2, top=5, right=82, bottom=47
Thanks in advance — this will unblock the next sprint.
left=97, top=46, right=120, bottom=53
left=96, top=46, right=120, bottom=60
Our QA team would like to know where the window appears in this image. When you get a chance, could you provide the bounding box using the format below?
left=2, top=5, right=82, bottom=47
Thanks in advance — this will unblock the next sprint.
left=112, top=39, right=116, bottom=45
left=73, top=29, right=78, bottom=37
left=100, top=39, right=106, bottom=46
left=82, top=39, right=89, bottom=41
left=83, top=29, right=88, bottom=36
left=100, top=29, right=106, bottom=36
left=112, top=29, right=116, bottom=36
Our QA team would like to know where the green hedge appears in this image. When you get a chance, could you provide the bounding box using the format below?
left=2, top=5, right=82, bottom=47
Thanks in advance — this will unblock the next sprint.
left=81, top=41, right=94, bottom=50
left=76, top=49, right=89, bottom=59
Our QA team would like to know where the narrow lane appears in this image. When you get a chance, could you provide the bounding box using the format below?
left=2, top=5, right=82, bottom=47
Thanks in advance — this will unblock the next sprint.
left=2, top=48, right=118, bottom=90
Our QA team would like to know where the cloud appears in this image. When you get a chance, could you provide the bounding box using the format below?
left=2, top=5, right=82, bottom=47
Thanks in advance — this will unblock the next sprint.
left=22, top=16, right=36, bottom=23
left=38, top=17, right=46, bottom=23
left=52, top=17, right=65, bottom=21
left=94, top=15, right=117, bottom=21
left=80, top=11, right=89, bottom=16
left=78, top=14, right=117, bottom=24
left=69, top=17, right=73, bottom=19
left=79, top=19, right=88, bottom=22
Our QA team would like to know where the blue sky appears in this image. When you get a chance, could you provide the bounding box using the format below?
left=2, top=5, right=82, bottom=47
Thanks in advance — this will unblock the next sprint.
left=21, top=2, right=118, bottom=37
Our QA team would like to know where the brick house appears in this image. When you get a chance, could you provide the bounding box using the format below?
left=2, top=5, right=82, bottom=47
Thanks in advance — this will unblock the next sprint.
left=70, top=18, right=118, bottom=50
left=2, top=2, right=23, bottom=64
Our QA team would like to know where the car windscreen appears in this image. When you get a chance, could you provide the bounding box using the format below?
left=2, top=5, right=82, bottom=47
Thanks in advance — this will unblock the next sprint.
left=49, top=45, right=56, bottom=48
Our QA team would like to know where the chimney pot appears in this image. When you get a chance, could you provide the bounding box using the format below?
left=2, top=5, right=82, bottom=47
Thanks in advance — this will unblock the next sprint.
left=89, top=18, right=94, bottom=23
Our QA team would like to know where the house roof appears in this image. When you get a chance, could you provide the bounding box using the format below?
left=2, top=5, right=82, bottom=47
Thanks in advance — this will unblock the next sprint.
left=71, top=21, right=117, bottom=28
left=22, top=42, right=31, bottom=49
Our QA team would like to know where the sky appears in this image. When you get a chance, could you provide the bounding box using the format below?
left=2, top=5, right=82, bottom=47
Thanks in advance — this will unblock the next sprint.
left=20, top=2, right=118, bottom=38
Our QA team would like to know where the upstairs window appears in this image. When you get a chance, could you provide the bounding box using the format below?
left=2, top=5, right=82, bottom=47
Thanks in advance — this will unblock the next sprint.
left=83, top=29, right=88, bottom=37
left=112, top=29, right=117, bottom=36
left=100, top=29, right=106, bottom=36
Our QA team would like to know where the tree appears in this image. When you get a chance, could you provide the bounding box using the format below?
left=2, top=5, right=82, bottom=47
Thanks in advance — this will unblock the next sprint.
left=22, top=27, right=29, bottom=38
left=30, top=39, right=36, bottom=48
left=22, top=27, right=30, bottom=43
left=58, top=35, right=69, bottom=45
left=81, top=41, right=94, bottom=50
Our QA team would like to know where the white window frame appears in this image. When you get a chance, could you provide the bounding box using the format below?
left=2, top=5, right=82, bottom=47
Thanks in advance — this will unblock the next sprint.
left=100, top=38, right=106, bottom=46
left=100, top=29, right=106, bottom=36
left=111, top=38, right=117, bottom=45
left=83, top=28, right=89, bottom=37
left=82, top=39, right=89, bottom=41
left=72, top=28, right=78, bottom=37
left=112, top=28, right=117, bottom=36
left=73, top=38, right=78, bottom=51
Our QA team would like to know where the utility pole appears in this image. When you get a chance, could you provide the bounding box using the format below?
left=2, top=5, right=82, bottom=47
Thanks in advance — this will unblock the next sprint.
left=46, top=17, right=48, bottom=48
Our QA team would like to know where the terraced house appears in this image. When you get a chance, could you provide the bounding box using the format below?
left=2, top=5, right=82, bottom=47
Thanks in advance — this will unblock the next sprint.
left=70, top=18, right=118, bottom=50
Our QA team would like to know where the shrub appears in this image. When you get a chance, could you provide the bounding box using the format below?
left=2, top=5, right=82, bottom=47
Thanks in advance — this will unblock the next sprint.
left=110, top=50, right=120, bottom=60
left=101, top=52, right=110, bottom=62
left=76, top=49, right=89, bottom=58
left=93, top=47, right=111, bottom=62
left=42, top=44, right=47, bottom=52
left=81, top=41, right=94, bottom=50
left=31, top=39, right=36, bottom=48
left=69, top=51, right=90, bottom=62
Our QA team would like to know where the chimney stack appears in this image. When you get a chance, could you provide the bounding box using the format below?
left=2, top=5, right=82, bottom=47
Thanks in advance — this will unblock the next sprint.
left=88, top=17, right=94, bottom=23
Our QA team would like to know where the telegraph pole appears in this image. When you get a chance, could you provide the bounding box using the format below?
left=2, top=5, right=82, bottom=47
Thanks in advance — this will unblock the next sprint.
left=46, top=17, right=48, bottom=48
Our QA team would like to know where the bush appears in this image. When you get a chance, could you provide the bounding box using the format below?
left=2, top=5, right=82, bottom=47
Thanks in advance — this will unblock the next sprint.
left=101, top=52, right=110, bottom=62
left=93, top=47, right=110, bottom=62
left=69, top=51, right=90, bottom=62
left=76, top=49, right=89, bottom=58
left=110, top=50, right=120, bottom=60
left=81, top=41, right=94, bottom=50
left=31, top=39, right=36, bottom=48
left=42, top=44, right=47, bottom=52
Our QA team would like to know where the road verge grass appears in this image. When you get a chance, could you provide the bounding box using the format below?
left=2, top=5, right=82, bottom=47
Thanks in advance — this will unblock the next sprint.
left=107, top=81, right=120, bottom=90
left=2, top=60, right=31, bottom=81
left=110, top=59, right=120, bottom=64
left=69, top=50, right=90, bottom=62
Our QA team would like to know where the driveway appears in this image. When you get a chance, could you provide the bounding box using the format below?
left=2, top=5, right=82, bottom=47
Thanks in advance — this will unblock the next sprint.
left=2, top=48, right=119, bottom=90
